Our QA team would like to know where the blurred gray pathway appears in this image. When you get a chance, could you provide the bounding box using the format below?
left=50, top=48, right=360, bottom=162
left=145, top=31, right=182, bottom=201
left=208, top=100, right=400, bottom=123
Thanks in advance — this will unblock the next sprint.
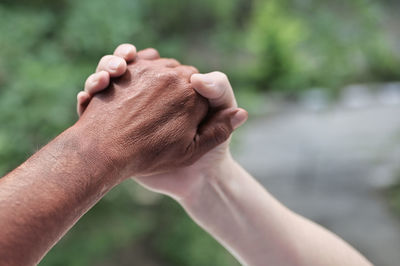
left=233, top=84, right=400, bottom=266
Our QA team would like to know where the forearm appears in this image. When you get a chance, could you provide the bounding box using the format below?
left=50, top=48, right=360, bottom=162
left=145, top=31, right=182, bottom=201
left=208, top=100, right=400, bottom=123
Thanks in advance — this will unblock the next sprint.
left=0, top=125, right=119, bottom=265
left=179, top=155, right=371, bottom=266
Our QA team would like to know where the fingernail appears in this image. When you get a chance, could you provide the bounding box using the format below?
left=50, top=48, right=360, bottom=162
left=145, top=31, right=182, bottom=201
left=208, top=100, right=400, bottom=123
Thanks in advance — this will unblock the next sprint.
left=109, top=58, right=121, bottom=70
left=231, top=109, right=248, bottom=129
left=121, top=46, right=132, bottom=56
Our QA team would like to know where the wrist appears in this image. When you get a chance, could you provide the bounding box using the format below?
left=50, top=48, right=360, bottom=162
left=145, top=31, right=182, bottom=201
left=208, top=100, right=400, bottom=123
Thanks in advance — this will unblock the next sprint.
left=66, top=124, right=123, bottom=186
left=72, top=115, right=147, bottom=180
left=178, top=153, right=239, bottom=207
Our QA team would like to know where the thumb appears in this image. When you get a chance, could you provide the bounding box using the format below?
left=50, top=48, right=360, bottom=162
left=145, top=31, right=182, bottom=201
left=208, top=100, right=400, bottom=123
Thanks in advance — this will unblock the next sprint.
left=192, top=107, right=248, bottom=156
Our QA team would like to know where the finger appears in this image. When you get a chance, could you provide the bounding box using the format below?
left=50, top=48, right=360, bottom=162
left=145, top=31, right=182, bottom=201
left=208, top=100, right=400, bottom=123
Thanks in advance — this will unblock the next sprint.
left=231, top=108, right=248, bottom=129
left=137, top=48, right=160, bottom=60
left=154, top=58, right=181, bottom=68
left=96, top=55, right=127, bottom=77
left=174, top=65, right=199, bottom=81
left=84, top=71, right=110, bottom=96
left=113, top=43, right=137, bottom=62
left=77, top=91, right=91, bottom=117
left=190, top=71, right=237, bottom=109
left=190, top=108, right=239, bottom=158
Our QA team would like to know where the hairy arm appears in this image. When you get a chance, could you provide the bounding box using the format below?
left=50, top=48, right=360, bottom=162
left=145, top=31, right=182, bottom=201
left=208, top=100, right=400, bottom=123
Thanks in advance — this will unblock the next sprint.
left=179, top=155, right=372, bottom=266
left=0, top=126, right=119, bottom=265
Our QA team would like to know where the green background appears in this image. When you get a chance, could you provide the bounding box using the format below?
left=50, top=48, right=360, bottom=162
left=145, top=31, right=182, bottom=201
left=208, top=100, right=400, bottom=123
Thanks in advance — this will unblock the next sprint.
left=0, top=0, right=399, bottom=265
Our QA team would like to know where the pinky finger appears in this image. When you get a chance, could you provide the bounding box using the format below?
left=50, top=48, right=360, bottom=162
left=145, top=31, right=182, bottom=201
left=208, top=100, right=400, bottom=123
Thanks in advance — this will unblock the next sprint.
left=77, top=91, right=91, bottom=117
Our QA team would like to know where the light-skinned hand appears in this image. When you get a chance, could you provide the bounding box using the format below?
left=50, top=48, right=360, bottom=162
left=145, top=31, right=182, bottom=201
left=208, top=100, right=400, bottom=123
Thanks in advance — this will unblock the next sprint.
left=77, top=44, right=248, bottom=198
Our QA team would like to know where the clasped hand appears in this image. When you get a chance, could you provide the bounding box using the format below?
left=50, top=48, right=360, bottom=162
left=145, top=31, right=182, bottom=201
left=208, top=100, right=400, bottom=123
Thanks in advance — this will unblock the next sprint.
left=75, top=45, right=247, bottom=187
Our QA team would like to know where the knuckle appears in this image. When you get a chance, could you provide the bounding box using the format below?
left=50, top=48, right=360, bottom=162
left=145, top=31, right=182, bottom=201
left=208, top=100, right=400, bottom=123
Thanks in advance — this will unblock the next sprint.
left=170, top=58, right=180, bottom=65
left=180, top=65, right=198, bottom=74
left=189, top=66, right=199, bottom=73
left=160, top=70, right=180, bottom=83
left=165, top=58, right=180, bottom=67
left=156, top=58, right=179, bottom=67
left=131, top=63, right=150, bottom=77
left=138, top=48, right=159, bottom=59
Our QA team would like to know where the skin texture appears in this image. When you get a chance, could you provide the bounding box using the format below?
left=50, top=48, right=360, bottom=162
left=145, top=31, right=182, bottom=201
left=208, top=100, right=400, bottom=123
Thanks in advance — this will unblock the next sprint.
left=79, top=57, right=238, bottom=177
left=0, top=46, right=239, bottom=265
left=0, top=127, right=119, bottom=265
left=181, top=156, right=373, bottom=266
left=78, top=45, right=248, bottom=199
left=78, top=44, right=372, bottom=266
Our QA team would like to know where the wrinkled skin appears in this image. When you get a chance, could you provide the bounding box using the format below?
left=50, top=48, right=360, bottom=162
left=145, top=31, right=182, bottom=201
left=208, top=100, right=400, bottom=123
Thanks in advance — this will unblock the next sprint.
left=77, top=58, right=234, bottom=178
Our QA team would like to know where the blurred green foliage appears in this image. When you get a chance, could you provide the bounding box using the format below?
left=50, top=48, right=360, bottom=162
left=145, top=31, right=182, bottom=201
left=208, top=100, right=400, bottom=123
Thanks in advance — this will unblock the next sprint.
left=248, top=0, right=400, bottom=93
left=0, top=0, right=399, bottom=265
